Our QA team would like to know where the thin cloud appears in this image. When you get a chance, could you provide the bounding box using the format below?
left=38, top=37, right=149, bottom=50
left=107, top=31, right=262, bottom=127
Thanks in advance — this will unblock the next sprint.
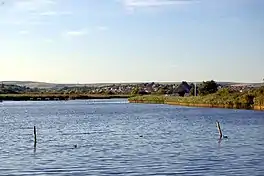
left=39, top=11, right=57, bottom=16
left=29, top=21, right=50, bottom=25
left=97, top=26, right=108, bottom=31
left=125, top=0, right=195, bottom=6
left=121, top=0, right=197, bottom=11
left=39, top=11, right=72, bottom=16
left=13, top=0, right=56, bottom=12
left=66, top=31, right=87, bottom=36
left=19, top=30, right=29, bottom=35
left=63, top=29, right=88, bottom=37
left=60, top=11, right=73, bottom=15
left=6, top=0, right=65, bottom=26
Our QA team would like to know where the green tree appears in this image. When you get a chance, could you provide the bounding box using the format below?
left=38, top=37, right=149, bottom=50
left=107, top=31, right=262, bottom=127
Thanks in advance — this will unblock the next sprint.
left=216, top=88, right=231, bottom=96
left=198, top=80, right=218, bottom=95
left=131, top=87, right=139, bottom=95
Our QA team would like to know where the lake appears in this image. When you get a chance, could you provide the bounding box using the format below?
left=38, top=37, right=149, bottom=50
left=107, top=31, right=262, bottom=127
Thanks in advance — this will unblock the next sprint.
left=0, top=99, right=263, bottom=175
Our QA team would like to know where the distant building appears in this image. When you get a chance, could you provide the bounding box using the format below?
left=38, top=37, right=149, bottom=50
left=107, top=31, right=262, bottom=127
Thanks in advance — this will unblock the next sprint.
left=174, top=81, right=191, bottom=96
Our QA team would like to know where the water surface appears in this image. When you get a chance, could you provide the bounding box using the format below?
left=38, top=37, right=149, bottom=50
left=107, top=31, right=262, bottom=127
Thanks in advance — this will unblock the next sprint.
left=0, top=99, right=263, bottom=175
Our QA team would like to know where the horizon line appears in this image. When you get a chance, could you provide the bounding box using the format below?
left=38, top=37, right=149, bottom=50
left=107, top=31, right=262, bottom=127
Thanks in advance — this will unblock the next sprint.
left=1, top=80, right=263, bottom=85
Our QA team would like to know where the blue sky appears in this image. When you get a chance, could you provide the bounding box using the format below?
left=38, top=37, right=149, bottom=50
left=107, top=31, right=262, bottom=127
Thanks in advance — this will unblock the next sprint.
left=0, top=0, right=263, bottom=83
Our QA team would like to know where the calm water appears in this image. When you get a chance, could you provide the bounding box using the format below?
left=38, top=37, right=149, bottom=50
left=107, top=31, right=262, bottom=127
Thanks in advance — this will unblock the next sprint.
left=0, top=99, right=264, bottom=176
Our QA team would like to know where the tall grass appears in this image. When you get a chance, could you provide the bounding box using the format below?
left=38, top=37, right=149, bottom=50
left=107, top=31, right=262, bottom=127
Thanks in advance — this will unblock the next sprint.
left=128, top=87, right=264, bottom=110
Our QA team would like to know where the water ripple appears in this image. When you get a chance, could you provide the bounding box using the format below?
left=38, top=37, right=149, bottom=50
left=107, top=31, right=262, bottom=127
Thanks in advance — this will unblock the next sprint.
left=0, top=99, right=264, bottom=175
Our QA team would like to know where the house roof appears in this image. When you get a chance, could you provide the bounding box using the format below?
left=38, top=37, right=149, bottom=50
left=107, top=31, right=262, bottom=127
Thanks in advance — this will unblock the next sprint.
left=175, top=82, right=191, bottom=93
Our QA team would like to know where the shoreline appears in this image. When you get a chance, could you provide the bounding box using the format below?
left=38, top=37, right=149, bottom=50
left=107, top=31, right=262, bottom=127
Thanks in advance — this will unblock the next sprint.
left=128, top=100, right=264, bottom=111
left=1, top=93, right=263, bottom=111
left=0, top=94, right=130, bottom=101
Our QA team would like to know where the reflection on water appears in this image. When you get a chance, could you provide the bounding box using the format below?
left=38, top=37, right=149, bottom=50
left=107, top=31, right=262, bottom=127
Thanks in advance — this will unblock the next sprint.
left=0, top=100, right=264, bottom=175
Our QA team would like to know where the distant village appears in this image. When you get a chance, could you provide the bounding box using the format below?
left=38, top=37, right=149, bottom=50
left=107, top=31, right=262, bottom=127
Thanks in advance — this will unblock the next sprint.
left=80, top=82, right=261, bottom=95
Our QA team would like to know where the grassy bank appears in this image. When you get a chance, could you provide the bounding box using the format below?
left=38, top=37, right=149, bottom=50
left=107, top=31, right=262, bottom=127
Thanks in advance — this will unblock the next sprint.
left=128, top=88, right=264, bottom=111
left=0, top=93, right=130, bottom=101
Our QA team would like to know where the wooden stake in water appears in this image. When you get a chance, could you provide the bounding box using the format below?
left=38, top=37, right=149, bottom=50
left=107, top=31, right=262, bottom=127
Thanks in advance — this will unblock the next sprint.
left=34, top=126, right=37, bottom=147
left=216, top=121, right=223, bottom=139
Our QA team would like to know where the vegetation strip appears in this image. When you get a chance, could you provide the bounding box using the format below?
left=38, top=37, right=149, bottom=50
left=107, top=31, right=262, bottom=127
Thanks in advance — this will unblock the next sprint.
left=129, top=99, right=264, bottom=110
left=128, top=86, right=264, bottom=111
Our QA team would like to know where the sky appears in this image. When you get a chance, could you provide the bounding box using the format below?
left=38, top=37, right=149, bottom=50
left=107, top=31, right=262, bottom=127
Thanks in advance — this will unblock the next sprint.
left=0, top=0, right=263, bottom=84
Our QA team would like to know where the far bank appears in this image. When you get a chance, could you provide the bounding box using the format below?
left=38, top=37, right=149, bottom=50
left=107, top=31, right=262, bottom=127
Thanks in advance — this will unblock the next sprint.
left=0, top=94, right=130, bottom=101
left=128, top=94, right=264, bottom=111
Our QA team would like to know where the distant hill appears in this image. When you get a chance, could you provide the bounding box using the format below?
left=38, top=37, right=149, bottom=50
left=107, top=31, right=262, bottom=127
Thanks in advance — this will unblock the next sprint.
left=2, top=81, right=56, bottom=88
left=0, top=81, right=262, bottom=89
left=1, top=81, right=127, bottom=88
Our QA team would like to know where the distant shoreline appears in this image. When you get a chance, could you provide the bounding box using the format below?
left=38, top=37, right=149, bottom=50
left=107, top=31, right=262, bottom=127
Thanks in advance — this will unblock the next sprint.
left=129, top=100, right=264, bottom=111
left=0, top=94, right=130, bottom=101
left=128, top=95, right=264, bottom=111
